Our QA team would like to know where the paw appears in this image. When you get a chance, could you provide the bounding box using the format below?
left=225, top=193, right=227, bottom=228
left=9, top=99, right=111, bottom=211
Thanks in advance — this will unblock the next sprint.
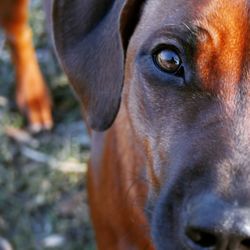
left=16, top=73, right=53, bottom=133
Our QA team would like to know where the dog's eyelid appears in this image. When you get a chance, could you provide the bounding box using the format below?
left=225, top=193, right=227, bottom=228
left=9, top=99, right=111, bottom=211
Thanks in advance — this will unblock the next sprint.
left=150, top=36, right=183, bottom=51
left=140, top=34, right=192, bottom=63
left=144, top=26, right=196, bottom=49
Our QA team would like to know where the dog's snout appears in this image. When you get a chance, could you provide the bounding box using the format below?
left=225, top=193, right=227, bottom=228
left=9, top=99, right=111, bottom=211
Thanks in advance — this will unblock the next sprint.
left=185, top=225, right=250, bottom=249
left=183, top=195, right=250, bottom=250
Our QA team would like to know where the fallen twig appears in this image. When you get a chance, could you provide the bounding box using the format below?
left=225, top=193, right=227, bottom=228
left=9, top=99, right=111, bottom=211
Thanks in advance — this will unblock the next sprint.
left=21, top=146, right=87, bottom=173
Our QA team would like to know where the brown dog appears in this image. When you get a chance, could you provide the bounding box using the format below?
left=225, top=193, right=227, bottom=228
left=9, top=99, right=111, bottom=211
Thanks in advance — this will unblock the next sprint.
left=0, top=0, right=52, bottom=131
left=53, top=0, right=250, bottom=249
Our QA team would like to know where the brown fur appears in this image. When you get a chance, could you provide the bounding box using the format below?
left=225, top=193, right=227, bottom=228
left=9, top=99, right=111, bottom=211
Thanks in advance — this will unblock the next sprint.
left=0, top=0, right=52, bottom=130
left=53, top=0, right=250, bottom=249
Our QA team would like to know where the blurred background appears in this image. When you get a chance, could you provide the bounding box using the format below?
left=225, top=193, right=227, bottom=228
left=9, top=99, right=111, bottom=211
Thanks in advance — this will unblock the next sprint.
left=0, top=0, right=95, bottom=249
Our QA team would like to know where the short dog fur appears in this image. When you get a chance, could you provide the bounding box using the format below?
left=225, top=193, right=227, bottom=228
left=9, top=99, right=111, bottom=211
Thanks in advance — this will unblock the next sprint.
left=0, top=0, right=52, bottom=130
left=53, top=0, right=250, bottom=249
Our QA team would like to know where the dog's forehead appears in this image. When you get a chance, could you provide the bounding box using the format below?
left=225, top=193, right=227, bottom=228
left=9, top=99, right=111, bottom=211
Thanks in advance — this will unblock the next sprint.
left=138, top=0, right=249, bottom=36
left=135, top=0, right=197, bottom=41
left=132, top=0, right=250, bottom=97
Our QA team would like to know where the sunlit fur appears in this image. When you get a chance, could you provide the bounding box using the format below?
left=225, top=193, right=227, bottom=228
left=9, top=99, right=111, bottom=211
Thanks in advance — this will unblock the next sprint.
left=0, top=0, right=52, bottom=130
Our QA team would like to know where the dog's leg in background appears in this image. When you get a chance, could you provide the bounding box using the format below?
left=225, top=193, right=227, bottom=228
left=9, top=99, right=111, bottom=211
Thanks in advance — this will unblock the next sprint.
left=0, top=0, right=53, bottom=131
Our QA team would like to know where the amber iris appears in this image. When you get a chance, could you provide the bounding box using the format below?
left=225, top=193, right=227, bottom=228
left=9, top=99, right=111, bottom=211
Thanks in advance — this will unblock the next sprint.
left=154, top=49, right=181, bottom=73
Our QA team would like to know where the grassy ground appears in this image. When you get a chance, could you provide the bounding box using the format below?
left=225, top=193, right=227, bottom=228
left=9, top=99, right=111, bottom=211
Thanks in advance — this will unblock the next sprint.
left=0, top=1, right=95, bottom=249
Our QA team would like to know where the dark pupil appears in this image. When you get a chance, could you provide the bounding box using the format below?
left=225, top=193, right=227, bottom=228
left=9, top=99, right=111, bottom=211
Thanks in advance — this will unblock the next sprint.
left=156, top=49, right=181, bottom=73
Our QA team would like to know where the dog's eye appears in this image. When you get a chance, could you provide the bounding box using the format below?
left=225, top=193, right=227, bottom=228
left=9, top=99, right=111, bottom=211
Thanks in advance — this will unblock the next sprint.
left=154, top=48, right=182, bottom=74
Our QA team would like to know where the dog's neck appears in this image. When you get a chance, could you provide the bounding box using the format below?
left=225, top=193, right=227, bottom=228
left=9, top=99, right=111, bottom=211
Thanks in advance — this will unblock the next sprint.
left=90, top=102, right=147, bottom=189
left=88, top=102, right=153, bottom=248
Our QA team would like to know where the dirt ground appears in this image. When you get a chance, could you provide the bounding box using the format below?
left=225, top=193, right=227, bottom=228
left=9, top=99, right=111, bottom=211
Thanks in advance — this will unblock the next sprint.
left=0, top=1, right=95, bottom=249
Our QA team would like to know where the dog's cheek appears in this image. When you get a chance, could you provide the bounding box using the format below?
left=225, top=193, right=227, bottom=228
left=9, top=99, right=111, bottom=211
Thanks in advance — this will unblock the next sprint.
left=123, top=54, right=148, bottom=136
left=125, top=79, right=170, bottom=193
left=123, top=48, right=189, bottom=192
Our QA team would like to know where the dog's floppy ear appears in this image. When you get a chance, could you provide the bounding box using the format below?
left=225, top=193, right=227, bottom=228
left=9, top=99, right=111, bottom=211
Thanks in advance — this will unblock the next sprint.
left=52, top=0, right=144, bottom=131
